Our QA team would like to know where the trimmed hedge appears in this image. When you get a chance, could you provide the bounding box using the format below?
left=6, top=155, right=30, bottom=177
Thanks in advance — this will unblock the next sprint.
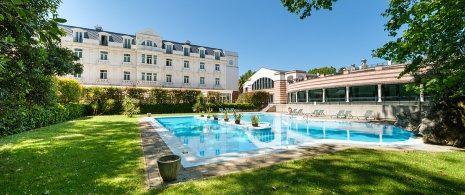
left=140, top=103, right=194, bottom=114
left=0, top=103, right=85, bottom=136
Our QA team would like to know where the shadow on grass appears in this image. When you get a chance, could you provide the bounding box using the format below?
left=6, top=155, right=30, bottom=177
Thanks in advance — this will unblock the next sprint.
left=0, top=116, right=146, bottom=194
left=151, top=148, right=465, bottom=194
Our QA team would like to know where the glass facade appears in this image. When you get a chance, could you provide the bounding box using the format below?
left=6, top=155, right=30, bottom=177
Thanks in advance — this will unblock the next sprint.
left=252, top=77, right=274, bottom=90
left=308, top=89, right=323, bottom=102
left=350, top=85, right=377, bottom=101
left=382, top=83, right=417, bottom=101
left=326, top=87, right=346, bottom=102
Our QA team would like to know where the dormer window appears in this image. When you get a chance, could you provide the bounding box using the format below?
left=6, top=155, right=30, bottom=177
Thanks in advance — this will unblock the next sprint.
left=146, top=40, right=152, bottom=47
left=123, top=39, right=131, bottom=49
left=100, top=35, right=108, bottom=46
left=183, top=47, right=190, bottom=56
left=214, top=51, right=220, bottom=60
left=166, top=45, right=172, bottom=54
left=74, top=32, right=83, bottom=43
left=199, top=50, right=205, bottom=58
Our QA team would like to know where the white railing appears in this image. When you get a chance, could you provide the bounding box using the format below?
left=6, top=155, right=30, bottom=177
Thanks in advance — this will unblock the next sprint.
left=182, top=68, right=191, bottom=72
left=96, top=79, right=110, bottom=84
left=198, top=69, right=206, bottom=73
left=198, top=84, right=207, bottom=88
left=98, top=60, right=109, bottom=65
left=164, top=82, right=174, bottom=87
left=121, top=62, right=134, bottom=67
left=121, top=80, right=133, bottom=85
left=138, top=64, right=159, bottom=68
left=136, top=80, right=161, bottom=86
left=164, top=66, right=174, bottom=70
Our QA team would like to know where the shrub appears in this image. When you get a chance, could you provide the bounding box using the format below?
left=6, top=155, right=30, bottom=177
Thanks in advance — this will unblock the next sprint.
left=140, top=103, right=194, bottom=114
left=57, top=78, right=81, bottom=103
left=0, top=103, right=85, bottom=136
left=122, top=97, right=140, bottom=118
left=236, top=91, right=270, bottom=106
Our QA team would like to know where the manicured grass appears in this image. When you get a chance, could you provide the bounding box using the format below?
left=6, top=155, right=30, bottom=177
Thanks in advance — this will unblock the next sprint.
left=0, top=115, right=146, bottom=194
left=2, top=113, right=465, bottom=194
left=153, top=149, right=465, bottom=194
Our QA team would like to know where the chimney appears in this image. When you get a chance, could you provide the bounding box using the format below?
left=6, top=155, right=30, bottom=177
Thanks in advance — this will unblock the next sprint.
left=185, top=40, right=191, bottom=45
left=95, top=24, right=103, bottom=31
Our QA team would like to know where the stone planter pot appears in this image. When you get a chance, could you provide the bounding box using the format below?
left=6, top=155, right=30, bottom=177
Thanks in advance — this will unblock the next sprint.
left=147, top=113, right=152, bottom=117
left=200, top=114, right=204, bottom=117
left=207, top=116, right=211, bottom=119
left=224, top=118, right=229, bottom=122
left=252, top=123, right=258, bottom=127
left=157, top=154, right=181, bottom=182
left=214, top=117, right=218, bottom=120
left=235, top=120, right=240, bottom=124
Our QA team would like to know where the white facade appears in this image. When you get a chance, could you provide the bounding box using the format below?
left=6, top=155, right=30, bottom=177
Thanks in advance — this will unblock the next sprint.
left=59, top=25, right=239, bottom=100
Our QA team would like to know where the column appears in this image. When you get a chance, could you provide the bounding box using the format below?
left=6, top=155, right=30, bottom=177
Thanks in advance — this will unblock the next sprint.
left=322, top=88, right=326, bottom=103
left=306, top=90, right=309, bottom=103
left=295, top=92, right=298, bottom=103
left=378, top=84, right=382, bottom=102
left=420, top=84, right=424, bottom=102
left=346, top=86, right=350, bottom=102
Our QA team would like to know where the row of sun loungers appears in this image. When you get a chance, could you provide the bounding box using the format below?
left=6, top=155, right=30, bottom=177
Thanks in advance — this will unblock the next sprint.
left=219, top=108, right=236, bottom=113
left=290, top=109, right=375, bottom=120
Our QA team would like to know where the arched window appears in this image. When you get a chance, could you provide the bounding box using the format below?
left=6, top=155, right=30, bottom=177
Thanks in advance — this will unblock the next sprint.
left=252, top=77, right=274, bottom=90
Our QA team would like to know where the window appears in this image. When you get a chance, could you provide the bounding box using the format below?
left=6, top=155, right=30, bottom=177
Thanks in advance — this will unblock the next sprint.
left=123, top=54, right=130, bottom=62
left=124, top=71, right=130, bottom=80
left=153, top=73, right=157, bottom=81
left=153, top=55, right=157, bottom=64
left=166, top=59, right=172, bottom=66
left=184, top=76, right=189, bottom=83
left=200, top=77, right=205, bottom=84
left=74, top=32, right=83, bottom=43
left=252, top=77, right=274, bottom=90
left=74, top=73, right=81, bottom=78
left=215, top=64, right=220, bottom=71
left=123, top=39, right=131, bottom=49
left=215, top=78, right=220, bottom=85
left=100, top=35, right=108, bottom=46
left=141, top=72, right=145, bottom=80
left=200, top=62, right=205, bottom=69
left=214, top=51, right=220, bottom=60
left=147, top=55, right=152, bottom=64
left=100, top=51, right=108, bottom=60
left=166, top=45, right=172, bottom=54
left=100, top=70, right=107, bottom=79
left=199, top=50, right=205, bottom=58
left=166, top=74, right=172, bottom=82
left=141, top=54, right=145, bottom=63
left=146, top=73, right=152, bottom=81
left=184, top=60, right=189, bottom=68
left=146, top=40, right=152, bottom=47
left=183, top=47, right=189, bottom=56
left=74, top=48, right=82, bottom=58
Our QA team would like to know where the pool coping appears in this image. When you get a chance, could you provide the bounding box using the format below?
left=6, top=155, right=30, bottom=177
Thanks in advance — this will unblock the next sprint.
left=138, top=115, right=461, bottom=189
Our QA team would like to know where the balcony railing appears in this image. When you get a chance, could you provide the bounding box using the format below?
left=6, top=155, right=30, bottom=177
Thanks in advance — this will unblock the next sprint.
left=98, top=60, right=109, bottom=65
left=136, top=80, right=161, bottom=86
left=138, top=63, right=158, bottom=68
left=121, top=62, right=134, bottom=67
left=96, top=79, right=110, bottom=84
left=121, top=80, right=133, bottom=85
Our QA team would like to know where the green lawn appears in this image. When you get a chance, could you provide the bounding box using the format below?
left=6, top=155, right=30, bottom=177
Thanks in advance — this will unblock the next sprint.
left=1, top=114, right=465, bottom=194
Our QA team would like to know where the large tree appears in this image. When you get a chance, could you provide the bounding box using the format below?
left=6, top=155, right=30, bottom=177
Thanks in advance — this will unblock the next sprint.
left=0, top=0, right=82, bottom=108
left=238, top=70, right=256, bottom=93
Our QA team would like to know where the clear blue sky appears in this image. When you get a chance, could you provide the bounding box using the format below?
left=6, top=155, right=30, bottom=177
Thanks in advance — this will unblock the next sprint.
left=58, top=0, right=391, bottom=75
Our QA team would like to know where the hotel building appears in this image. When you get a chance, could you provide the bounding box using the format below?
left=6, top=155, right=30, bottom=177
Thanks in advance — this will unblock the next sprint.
left=58, top=24, right=239, bottom=101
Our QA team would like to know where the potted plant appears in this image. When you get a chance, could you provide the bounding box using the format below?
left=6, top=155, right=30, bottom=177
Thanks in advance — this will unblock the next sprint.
left=212, top=113, right=218, bottom=120
left=233, top=111, right=242, bottom=124
left=251, top=115, right=259, bottom=127
left=223, top=110, right=229, bottom=122
left=206, top=110, right=211, bottom=119
left=147, top=113, right=152, bottom=117
left=200, top=111, right=205, bottom=117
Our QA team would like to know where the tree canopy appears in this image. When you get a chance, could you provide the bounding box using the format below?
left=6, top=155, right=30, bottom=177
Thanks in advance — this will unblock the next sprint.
left=0, top=0, right=82, bottom=108
left=239, top=70, right=256, bottom=93
left=282, top=0, right=465, bottom=102
left=307, top=66, right=336, bottom=75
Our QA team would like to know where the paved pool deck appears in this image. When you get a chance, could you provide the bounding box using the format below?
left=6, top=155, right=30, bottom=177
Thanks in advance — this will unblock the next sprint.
left=138, top=116, right=463, bottom=189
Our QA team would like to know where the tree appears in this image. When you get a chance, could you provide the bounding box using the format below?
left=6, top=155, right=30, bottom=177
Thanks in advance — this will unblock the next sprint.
left=307, top=66, right=336, bottom=75
left=238, top=70, right=256, bottom=93
left=0, top=0, right=82, bottom=109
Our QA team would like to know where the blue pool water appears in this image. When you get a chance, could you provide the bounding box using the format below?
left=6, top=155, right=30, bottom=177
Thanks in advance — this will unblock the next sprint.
left=154, top=113, right=415, bottom=159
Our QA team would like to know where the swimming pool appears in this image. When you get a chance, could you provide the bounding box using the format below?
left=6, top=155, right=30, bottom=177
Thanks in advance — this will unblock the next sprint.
left=150, top=113, right=417, bottom=167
